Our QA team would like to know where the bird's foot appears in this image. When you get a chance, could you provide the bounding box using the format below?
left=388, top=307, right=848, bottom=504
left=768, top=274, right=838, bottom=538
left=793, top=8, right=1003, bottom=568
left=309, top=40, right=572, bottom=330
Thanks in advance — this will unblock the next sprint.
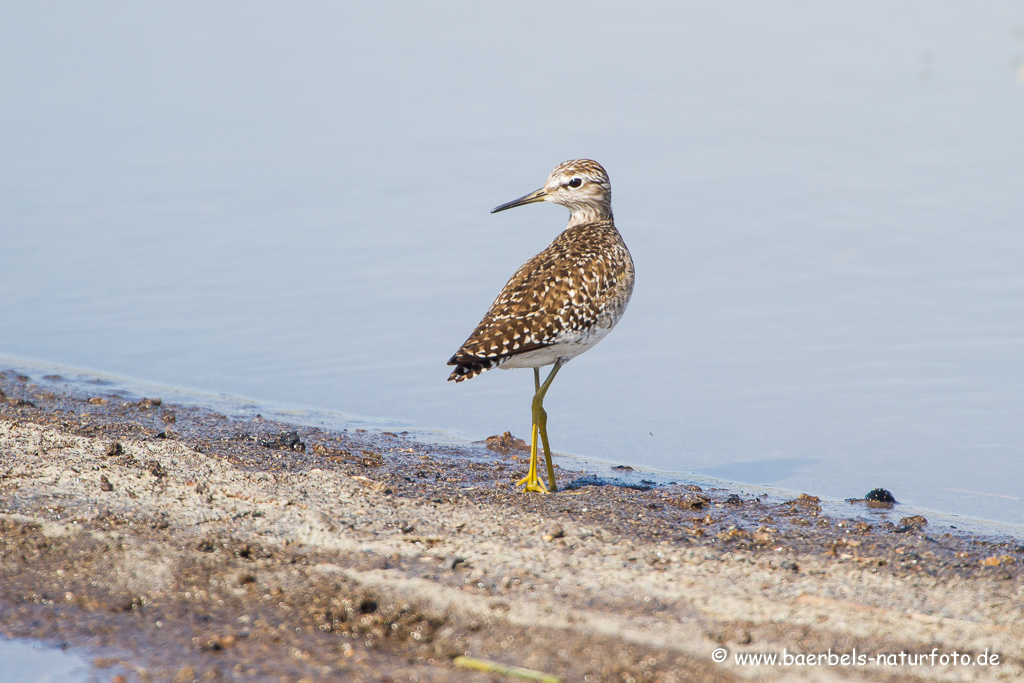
left=516, top=473, right=549, bottom=494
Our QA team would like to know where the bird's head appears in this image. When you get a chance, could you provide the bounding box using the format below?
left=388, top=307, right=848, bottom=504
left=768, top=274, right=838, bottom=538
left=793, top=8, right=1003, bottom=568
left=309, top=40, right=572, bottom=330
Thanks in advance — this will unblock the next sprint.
left=491, top=159, right=612, bottom=226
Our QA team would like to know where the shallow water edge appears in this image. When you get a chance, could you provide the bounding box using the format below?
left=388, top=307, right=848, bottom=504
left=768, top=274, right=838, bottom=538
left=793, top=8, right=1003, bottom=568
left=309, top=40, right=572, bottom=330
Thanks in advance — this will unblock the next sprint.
left=2, top=353, right=1021, bottom=541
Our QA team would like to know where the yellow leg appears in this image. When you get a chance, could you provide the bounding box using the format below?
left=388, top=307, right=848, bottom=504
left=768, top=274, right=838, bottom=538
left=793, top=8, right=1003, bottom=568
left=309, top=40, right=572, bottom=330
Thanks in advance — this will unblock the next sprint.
left=537, top=389, right=557, bottom=492
left=516, top=368, right=547, bottom=493
left=516, top=361, right=563, bottom=493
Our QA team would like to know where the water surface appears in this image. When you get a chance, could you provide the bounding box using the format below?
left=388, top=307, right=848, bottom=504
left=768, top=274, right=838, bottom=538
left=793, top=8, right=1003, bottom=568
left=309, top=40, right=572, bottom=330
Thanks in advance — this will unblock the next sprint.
left=0, top=639, right=94, bottom=682
left=2, top=2, right=1023, bottom=525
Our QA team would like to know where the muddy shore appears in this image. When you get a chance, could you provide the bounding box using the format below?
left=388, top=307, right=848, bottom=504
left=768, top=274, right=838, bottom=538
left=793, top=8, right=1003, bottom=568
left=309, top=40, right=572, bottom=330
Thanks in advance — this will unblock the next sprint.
left=1, top=369, right=1022, bottom=683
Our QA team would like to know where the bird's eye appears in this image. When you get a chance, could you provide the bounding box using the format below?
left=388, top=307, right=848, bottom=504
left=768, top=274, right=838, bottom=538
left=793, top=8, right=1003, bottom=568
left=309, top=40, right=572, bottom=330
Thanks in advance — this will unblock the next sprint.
left=567, top=177, right=583, bottom=189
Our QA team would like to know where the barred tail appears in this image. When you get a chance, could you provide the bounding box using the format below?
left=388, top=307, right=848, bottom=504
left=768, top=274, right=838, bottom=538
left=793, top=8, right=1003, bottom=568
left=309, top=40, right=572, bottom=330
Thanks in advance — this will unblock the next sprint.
left=447, top=355, right=501, bottom=382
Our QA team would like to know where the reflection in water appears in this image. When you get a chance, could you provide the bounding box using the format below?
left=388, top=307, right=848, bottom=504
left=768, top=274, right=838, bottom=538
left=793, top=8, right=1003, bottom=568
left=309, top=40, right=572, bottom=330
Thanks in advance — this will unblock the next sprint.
left=1, top=3, right=1022, bottom=525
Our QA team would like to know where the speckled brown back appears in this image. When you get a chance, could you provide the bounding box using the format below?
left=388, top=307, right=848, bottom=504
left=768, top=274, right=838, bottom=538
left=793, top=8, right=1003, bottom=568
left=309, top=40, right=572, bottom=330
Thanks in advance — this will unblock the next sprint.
left=447, top=219, right=634, bottom=382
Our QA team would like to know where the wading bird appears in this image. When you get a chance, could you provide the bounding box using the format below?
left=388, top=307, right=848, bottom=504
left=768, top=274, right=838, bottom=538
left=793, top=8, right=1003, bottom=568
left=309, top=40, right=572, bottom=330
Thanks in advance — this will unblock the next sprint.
left=448, top=159, right=634, bottom=493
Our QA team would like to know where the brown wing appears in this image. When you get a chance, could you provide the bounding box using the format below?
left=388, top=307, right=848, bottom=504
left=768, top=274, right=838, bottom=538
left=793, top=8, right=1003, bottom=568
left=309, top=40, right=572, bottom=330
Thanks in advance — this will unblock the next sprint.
left=447, top=222, right=629, bottom=382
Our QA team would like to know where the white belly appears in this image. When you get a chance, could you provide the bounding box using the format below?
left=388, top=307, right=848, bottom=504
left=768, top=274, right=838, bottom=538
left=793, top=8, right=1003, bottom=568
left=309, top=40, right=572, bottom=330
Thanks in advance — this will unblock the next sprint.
left=500, top=324, right=614, bottom=370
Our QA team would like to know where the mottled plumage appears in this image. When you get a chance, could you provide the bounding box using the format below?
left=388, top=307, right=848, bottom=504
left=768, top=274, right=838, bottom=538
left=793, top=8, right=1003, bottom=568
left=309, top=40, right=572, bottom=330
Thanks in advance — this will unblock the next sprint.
left=446, top=159, right=633, bottom=493
left=448, top=160, right=634, bottom=381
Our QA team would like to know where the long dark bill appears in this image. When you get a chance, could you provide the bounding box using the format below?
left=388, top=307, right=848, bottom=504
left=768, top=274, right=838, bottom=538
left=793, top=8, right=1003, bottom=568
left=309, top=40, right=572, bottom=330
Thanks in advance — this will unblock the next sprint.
left=491, top=188, right=547, bottom=214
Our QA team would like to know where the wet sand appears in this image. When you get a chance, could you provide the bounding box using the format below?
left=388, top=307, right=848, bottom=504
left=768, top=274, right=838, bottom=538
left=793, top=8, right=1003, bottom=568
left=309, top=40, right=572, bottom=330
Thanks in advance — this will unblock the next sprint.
left=1, top=369, right=1022, bottom=682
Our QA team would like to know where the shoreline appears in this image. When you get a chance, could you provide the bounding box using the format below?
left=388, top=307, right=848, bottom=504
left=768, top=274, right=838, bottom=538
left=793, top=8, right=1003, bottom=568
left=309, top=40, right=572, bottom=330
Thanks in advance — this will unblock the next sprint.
left=1, top=367, right=1023, bottom=682
left=2, top=355, right=1018, bottom=538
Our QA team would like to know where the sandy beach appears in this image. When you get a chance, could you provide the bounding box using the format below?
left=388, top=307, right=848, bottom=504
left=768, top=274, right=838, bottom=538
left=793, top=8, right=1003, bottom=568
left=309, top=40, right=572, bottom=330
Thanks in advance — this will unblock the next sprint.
left=1, top=368, right=1022, bottom=682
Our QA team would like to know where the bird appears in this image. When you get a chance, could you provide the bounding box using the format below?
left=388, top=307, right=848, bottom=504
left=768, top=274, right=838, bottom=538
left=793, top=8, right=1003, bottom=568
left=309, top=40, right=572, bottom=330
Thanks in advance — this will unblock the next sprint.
left=447, top=159, right=635, bottom=493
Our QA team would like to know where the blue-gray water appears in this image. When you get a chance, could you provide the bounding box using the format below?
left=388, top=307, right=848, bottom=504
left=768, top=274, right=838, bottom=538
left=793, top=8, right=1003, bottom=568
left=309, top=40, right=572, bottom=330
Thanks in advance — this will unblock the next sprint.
left=0, top=640, right=93, bottom=682
left=2, top=1, right=1024, bottom=535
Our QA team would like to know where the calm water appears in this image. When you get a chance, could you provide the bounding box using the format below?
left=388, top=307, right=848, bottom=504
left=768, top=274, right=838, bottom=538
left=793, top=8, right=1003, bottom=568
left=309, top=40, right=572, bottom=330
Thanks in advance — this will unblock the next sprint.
left=2, top=3, right=1024, bottom=527
left=0, top=640, right=93, bottom=682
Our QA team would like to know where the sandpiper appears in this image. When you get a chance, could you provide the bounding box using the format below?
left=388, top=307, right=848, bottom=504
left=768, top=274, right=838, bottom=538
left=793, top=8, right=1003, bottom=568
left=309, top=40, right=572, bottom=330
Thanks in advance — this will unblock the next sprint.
left=448, top=159, right=635, bottom=493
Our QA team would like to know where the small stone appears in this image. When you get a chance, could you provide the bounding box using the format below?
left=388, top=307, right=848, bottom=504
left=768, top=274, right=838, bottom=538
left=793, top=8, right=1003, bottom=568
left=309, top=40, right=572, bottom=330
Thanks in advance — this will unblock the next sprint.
left=106, top=442, right=124, bottom=457
left=865, top=488, right=896, bottom=505
left=360, top=450, right=384, bottom=466
left=670, top=493, right=711, bottom=510
left=260, top=430, right=305, bottom=452
left=899, top=515, right=927, bottom=528
left=87, top=397, right=106, bottom=405
left=138, top=397, right=162, bottom=409
left=484, top=431, right=529, bottom=454
left=99, top=475, right=114, bottom=492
